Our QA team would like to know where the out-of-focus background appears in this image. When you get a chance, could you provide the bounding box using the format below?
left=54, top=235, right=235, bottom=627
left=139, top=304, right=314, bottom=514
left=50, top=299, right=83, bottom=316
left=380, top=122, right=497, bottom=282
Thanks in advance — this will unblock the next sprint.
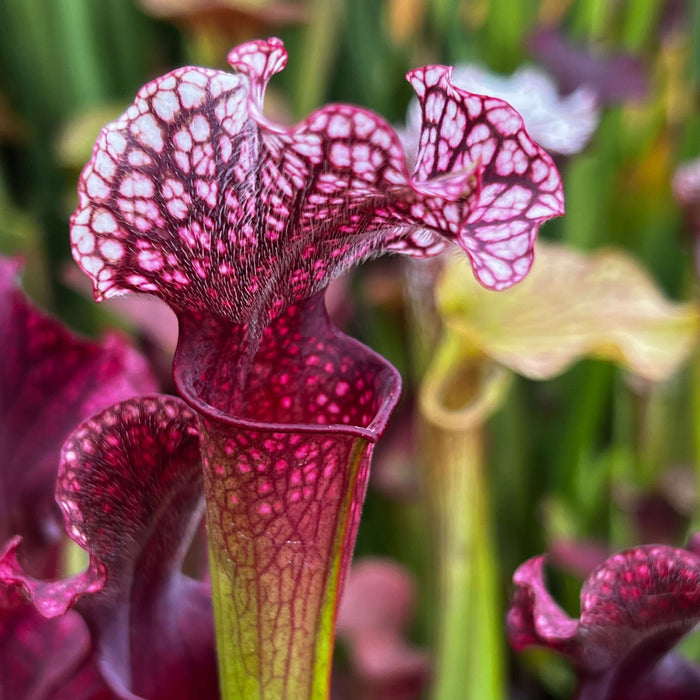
left=1, top=1, right=699, bottom=698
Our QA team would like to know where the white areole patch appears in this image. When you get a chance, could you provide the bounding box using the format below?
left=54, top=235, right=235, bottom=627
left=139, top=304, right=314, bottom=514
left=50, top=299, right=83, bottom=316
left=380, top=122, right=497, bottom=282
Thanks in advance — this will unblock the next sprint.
left=132, top=114, right=164, bottom=152
left=152, top=90, right=179, bottom=121
left=100, top=240, right=124, bottom=261
left=178, top=81, right=207, bottom=110
left=190, top=114, right=211, bottom=142
left=328, top=115, right=351, bottom=139
left=73, top=226, right=95, bottom=254
left=93, top=151, right=116, bottom=179
left=81, top=255, right=105, bottom=276
left=92, top=210, right=118, bottom=234
left=120, top=173, right=154, bottom=198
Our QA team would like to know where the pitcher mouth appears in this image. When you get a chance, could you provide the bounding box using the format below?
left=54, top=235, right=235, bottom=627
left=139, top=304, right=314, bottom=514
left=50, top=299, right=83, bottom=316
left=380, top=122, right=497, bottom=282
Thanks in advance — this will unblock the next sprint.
left=172, top=302, right=402, bottom=442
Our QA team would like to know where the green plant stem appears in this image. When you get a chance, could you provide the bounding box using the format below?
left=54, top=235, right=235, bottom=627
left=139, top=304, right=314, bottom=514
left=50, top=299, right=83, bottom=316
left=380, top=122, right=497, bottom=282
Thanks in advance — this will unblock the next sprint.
left=291, top=0, right=343, bottom=117
left=554, top=361, right=615, bottom=495
left=419, top=332, right=509, bottom=700
left=53, top=0, right=105, bottom=108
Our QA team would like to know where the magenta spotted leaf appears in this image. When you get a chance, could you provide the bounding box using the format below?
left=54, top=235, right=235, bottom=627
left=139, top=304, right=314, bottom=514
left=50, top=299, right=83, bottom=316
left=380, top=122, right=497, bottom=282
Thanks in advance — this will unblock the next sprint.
left=71, top=37, right=563, bottom=310
left=507, top=541, right=700, bottom=699
left=0, top=395, right=217, bottom=700
left=0, top=255, right=156, bottom=579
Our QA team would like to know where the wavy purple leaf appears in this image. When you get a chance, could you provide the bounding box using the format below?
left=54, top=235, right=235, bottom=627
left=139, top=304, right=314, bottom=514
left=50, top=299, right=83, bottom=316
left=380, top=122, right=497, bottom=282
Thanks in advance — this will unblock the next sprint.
left=0, top=395, right=217, bottom=700
left=0, top=255, right=156, bottom=579
left=507, top=542, right=700, bottom=699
